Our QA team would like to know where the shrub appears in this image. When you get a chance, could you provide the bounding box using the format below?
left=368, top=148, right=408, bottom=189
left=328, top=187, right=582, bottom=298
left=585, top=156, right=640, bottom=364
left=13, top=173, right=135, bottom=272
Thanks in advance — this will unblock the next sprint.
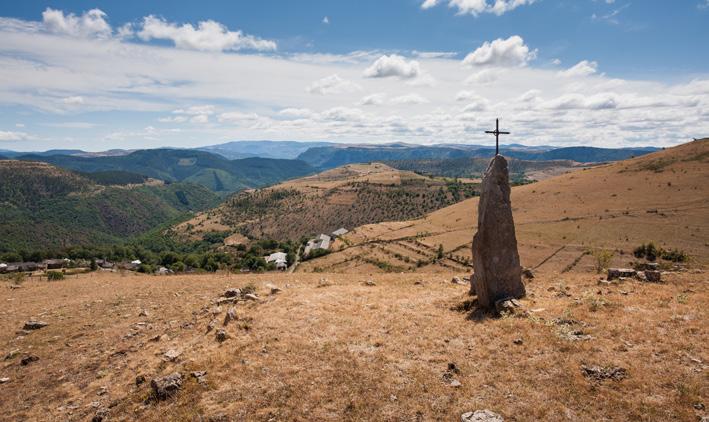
left=660, top=248, right=688, bottom=263
left=591, top=249, right=614, bottom=273
left=7, top=272, right=25, bottom=285
left=47, top=271, right=64, bottom=281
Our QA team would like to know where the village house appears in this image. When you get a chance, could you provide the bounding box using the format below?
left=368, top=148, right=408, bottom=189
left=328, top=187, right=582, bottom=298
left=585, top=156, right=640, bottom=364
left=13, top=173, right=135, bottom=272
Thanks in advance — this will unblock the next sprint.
left=304, top=234, right=331, bottom=257
left=43, top=258, right=69, bottom=270
left=265, top=252, right=288, bottom=271
left=331, top=228, right=349, bottom=237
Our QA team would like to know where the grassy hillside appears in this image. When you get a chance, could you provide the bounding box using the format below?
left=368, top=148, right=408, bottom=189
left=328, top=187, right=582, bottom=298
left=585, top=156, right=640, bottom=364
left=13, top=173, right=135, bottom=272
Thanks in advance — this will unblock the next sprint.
left=17, top=149, right=315, bottom=194
left=385, top=157, right=589, bottom=182
left=297, top=144, right=657, bottom=170
left=297, top=139, right=709, bottom=273
left=0, top=160, right=219, bottom=252
left=174, top=163, right=480, bottom=242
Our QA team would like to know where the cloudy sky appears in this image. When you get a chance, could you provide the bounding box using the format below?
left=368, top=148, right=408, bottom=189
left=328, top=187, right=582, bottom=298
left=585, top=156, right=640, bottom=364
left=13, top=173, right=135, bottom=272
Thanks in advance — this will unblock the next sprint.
left=0, top=0, right=708, bottom=151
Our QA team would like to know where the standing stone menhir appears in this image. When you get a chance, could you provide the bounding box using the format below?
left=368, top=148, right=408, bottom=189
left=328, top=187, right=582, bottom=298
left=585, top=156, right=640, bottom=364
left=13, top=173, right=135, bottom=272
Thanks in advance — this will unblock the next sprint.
left=470, top=155, right=526, bottom=309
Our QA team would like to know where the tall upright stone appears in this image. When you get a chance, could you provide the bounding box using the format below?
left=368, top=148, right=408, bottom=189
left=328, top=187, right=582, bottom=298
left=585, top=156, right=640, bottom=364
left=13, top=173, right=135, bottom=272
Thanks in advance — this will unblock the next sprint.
left=470, top=155, right=525, bottom=309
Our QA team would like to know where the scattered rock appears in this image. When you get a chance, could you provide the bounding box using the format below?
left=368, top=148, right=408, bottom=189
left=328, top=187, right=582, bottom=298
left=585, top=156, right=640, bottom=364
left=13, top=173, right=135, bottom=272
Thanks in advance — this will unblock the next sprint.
left=150, top=372, right=182, bottom=401
left=270, top=286, right=282, bottom=294
left=23, top=320, right=48, bottom=330
left=581, top=365, right=627, bottom=382
left=224, top=288, right=241, bottom=298
left=215, top=329, right=228, bottom=343
left=365, top=280, right=377, bottom=286
left=451, top=276, right=464, bottom=285
left=20, top=355, right=39, bottom=366
left=443, top=362, right=462, bottom=386
left=414, top=280, right=424, bottom=285
left=138, top=309, right=149, bottom=317
left=91, top=408, right=109, bottom=422
left=163, top=349, right=181, bottom=362
left=190, top=371, right=207, bottom=384
left=216, top=297, right=235, bottom=305
left=97, top=386, right=108, bottom=396
left=607, top=268, right=636, bottom=280
left=449, top=379, right=462, bottom=388
left=470, top=155, right=525, bottom=308
left=0, top=377, right=9, bottom=384
left=243, top=293, right=259, bottom=301
left=513, top=338, right=523, bottom=345
left=206, top=319, right=217, bottom=333
left=135, top=375, right=146, bottom=386
left=522, top=268, right=535, bottom=279
left=4, top=350, right=20, bottom=360
left=644, top=270, right=661, bottom=283
left=223, top=307, right=237, bottom=326
left=494, top=298, right=523, bottom=316
left=461, top=409, right=504, bottom=422
left=635, top=271, right=647, bottom=282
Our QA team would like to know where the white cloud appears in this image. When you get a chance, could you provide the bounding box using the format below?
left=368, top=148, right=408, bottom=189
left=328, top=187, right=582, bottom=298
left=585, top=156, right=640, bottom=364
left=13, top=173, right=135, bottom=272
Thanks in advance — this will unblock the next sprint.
left=559, top=60, right=599, bottom=77
left=463, top=35, right=536, bottom=67
left=62, top=96, right=85, bottom=105
left=15, top=123, right=25, bottom=128
left=306, top=74, right=362, bottom=95
left=552, top=58, right=561, bottom=66
left=698, top=0, right=709, bottom=9
left=190, top=114, right=209, bottom=124
left=464, top=69, right=499, bottom=85
left=137, top=15, right=276, bottom=52
left=358, top=93, right=387, bottom=106
left=412, top=50, right=457, bottom=59
left=173, top=105, right=215, bottom=115
left=0, top=131, right=31, bottom=141
left=279, top=108, right=314, bottom=118
left=390, top=93, right=429, bottom=105
left=217, top=111, right=260, bottom=123
left=363, top=55, right=421, bottom=79
left=42, top=8, right=112, bottom=38
left=322, top=16, right=330, bottom=24
left=422, top=0, right=536, bottom=16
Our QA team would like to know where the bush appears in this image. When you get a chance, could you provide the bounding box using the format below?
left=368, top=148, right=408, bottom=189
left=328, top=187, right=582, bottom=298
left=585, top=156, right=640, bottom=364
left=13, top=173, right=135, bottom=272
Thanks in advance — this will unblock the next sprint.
left=659, top=248, right=688, bottom=263
left=592, top=249, right=614, bottom=273
left=170, top=261, right=186, bottom=272
left=47, top=271, right=64, bottom=281
left=137, top=264, right=155, bottom=274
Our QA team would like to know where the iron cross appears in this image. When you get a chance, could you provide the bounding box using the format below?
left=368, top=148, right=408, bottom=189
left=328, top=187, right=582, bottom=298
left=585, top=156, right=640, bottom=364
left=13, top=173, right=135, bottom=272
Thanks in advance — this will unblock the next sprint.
left=485, top=118, right=510, bottom=155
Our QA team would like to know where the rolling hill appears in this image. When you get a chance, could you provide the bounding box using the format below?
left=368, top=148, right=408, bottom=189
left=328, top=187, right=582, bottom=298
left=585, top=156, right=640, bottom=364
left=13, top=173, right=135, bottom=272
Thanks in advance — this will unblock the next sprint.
left=173, top=163, right=480, bottom=243
left=199, top=140, right=334, bottom=159
left=296, top=144, right=658, bottom=170
left=297, top=139, right=709, bottom=273
left=16, top=149, right=315, bottom=194
left=0, top=160, right=220, bottom=252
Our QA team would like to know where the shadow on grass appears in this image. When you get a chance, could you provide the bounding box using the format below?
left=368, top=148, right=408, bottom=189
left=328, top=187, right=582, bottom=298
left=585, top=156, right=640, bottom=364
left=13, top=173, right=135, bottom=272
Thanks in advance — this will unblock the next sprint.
left=450, top=297, right=495, bottom=321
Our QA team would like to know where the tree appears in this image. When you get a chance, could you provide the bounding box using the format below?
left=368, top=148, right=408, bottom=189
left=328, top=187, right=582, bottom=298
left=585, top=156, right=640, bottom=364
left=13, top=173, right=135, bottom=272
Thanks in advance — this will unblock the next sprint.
left=436, top=244, right=444, bottom=260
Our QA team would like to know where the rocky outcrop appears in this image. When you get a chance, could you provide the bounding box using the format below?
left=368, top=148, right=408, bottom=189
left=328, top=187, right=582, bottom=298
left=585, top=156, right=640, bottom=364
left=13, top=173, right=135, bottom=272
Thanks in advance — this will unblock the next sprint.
left=470, top=155, right=525, bottom=309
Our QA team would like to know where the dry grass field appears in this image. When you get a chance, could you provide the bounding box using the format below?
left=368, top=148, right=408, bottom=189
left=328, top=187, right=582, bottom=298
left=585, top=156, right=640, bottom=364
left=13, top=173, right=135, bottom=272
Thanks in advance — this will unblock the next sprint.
left=300, top=139, right=709, bottom=274
left=1, top=268, right=706, bottom=421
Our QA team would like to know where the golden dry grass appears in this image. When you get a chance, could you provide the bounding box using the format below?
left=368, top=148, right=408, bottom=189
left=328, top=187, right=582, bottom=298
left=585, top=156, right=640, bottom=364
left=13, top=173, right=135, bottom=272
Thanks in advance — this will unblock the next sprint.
left=1, top=268, right=707, bottom=421
left=310, top=139, right=709, bottom=274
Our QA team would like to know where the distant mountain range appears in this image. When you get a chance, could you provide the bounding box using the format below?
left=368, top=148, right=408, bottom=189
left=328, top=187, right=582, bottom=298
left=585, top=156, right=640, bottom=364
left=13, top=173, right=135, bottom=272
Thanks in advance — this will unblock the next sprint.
left=10, top=149, right=315, bottom=194
left=197, top=140, right=334, bottom=159
left=296, top=144, right=660, bottom=169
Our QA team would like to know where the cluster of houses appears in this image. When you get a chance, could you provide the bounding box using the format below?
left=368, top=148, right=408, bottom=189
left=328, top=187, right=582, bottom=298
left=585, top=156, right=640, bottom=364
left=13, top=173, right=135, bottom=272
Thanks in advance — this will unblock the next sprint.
left=0, top=258, right=132, bottom=274
left=261, top=228, right=349, bottom=272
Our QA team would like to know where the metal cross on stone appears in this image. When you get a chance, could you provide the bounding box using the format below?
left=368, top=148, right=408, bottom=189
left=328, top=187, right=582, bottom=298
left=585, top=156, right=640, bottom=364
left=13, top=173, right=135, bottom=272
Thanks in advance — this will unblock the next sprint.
left=485, top=118, right=510, bottom=155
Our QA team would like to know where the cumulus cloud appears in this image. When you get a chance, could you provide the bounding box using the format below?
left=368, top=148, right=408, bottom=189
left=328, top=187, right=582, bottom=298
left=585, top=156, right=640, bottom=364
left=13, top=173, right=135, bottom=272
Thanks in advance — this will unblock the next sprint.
left=137, top=15, right=276, bottom=52
left=558, top=60, right=599, bottom=77
left=42, top=8, right=112, bottom=38
left=389, top=93, right=429, bottom=105
left=363, top=55, right=421, bottom=79
left=306, top=74, right=362, bottom=95
left=421, top=0, right=536, bottom=16
left=0, top=130, right=30, bottom=141
left=173, top=105, right=215, bottom=115
left=463, top=35, right=536, bottom=67
left=464, top=69, right=500, bottom=85
left=279, top=108, right=314, bottom=118
left=358, top=93, right=387, bottom=106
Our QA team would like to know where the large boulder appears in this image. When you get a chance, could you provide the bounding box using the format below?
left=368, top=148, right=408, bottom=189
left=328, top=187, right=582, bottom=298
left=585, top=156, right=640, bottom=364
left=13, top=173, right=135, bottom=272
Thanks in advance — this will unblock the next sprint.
left=461, top=410, right=504, bottom=422
left=150, top=372, right=182, bottom=401
left=470, top=155, right=525, bottom=308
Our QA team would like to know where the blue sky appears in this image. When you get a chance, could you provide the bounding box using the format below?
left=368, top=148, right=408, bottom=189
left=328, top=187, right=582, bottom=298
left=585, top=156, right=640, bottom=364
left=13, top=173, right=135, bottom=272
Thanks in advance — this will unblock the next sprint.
left=0, top=0, right=708, bottom=151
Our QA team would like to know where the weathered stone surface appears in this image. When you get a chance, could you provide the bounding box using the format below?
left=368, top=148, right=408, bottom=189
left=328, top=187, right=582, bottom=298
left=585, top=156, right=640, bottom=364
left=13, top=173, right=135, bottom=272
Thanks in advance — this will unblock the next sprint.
left=150, top=372, right=182, bottom=401
left=644, top=270, right=661, bottom=282
left=607, top=268, right=636, bottom=280
left=23, top=320, right=48, bottom=330
left=215, top=329, right=228, bottom=343
left=461, top=409, right=504, bottom=422
left=223, top=307, right=237, bottom=326
left=20, top=355, right=39, bottom=366
left=470, top=155, right=525, bottom=308
left=224, top=288, right=241, bottom=298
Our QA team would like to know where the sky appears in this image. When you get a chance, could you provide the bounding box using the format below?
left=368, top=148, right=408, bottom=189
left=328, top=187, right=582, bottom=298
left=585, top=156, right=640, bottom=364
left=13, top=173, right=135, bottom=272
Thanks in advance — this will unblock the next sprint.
left=0, top=0, right=708, bottom=152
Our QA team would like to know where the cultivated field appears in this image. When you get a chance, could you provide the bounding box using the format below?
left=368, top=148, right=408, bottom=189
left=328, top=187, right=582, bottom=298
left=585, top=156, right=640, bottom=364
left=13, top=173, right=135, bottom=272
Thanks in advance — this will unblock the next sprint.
left=1, top=269, right=706, bottom=421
